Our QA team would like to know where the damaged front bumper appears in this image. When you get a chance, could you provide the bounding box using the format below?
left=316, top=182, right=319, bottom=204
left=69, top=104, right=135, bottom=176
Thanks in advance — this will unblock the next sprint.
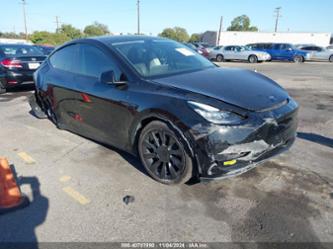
left=188, top=98, right=299, bottom=180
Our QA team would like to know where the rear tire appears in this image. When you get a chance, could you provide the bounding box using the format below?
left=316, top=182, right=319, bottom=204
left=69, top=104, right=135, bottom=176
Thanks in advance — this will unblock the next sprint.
left=248, top=55, right=258, bottom=63
left=329, top=55, right=333, bottom=63
left=138, top=121, right=193, bottom=185
left=0, top=81, right=6, bottom=94
left=216, top=54, right=224, bottom=62
left=293, top=55, right=304, bottom=63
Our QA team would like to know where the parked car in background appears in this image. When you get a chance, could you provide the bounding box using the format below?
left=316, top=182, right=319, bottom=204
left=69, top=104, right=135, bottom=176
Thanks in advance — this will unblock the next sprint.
left=0, top=44, right=46, bottom=93
left=326, top=45, right=333, bottom=51
left=247, top=43, right=310, bottom=63
left=209, top=45, right=271, bottom=63
left=190, top=43, right=210, bottom=58
left=30, top=36, right=298, bottom=184
left=34, top=45, right=55, bottom=55
left=184, top=43, right=205, bottom=57
left=298, top=45, right=333, bottom=62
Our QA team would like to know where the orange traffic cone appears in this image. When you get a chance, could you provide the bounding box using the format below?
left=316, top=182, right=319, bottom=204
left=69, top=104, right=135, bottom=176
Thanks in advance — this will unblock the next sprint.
left=0, top=157, right=29, bottom=215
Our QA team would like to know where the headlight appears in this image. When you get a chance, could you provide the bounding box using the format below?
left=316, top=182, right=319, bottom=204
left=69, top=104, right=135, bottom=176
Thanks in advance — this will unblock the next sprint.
left=188, top=101, right=243, bottom=124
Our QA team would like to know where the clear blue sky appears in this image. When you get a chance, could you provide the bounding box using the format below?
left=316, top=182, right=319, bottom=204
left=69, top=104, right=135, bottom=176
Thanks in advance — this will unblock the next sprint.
left=0, top=0, right=332, bottom=35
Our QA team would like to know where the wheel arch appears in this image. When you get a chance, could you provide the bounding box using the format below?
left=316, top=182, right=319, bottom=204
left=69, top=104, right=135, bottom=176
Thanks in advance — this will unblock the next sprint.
left=129, top=111, right=201, bottom=176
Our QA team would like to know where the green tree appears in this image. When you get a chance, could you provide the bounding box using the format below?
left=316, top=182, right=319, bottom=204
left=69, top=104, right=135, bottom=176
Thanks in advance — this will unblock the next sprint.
left=30, top=31, right=69, bottom=45
left=58, top=24, right=82, bottom=39
left=0, top=32, right=25, bottom=39
left=227, top=15, right=258, bottom=31
left=189, top=33, right=201, bottom=43
left=84, top=21, right=111, bottom=37
left=159, top=27, right=189, bottom=42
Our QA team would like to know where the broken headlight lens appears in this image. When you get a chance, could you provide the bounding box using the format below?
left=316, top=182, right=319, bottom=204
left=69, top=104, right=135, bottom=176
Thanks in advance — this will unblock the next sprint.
left=188, top=101, right=242, bottom=125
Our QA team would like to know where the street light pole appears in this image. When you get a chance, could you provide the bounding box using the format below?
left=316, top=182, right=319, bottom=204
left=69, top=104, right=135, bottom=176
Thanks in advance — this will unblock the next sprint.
left=137, top=0, right=140, bottom=35
left=21, top=0, right=28, bottom=39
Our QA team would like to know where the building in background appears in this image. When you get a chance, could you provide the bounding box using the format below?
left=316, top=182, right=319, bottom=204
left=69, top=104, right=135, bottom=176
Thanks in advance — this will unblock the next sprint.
left=216, top=32, right=331, bottom=47
left=200, top=31, right=217, bottom=46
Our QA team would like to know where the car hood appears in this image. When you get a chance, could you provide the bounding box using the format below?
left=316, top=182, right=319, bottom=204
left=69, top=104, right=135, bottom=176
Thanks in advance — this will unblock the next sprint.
left=152, top=67, right=289, bottom=112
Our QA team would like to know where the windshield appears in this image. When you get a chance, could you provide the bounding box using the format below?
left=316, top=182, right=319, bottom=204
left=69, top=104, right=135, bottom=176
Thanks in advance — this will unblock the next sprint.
left=112, top=39, right=215, bottom=78
left=0, top=45, right=44, bottom=57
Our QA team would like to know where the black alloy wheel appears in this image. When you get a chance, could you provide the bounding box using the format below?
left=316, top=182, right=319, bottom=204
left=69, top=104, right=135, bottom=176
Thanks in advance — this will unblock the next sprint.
left=138, top=121, right=193, bottom=185
left=44, top=99, right=59, bottom=126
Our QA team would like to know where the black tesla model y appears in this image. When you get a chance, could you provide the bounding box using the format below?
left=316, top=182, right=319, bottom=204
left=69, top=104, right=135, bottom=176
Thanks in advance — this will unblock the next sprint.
left=30, top=36, right=298, bottom=185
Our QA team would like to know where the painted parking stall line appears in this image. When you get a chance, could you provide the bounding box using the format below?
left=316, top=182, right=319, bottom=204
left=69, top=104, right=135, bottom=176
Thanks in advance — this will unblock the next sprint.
left=62, top=186, right=90, bottom=205
left=17, top=152, right=36, bottom=165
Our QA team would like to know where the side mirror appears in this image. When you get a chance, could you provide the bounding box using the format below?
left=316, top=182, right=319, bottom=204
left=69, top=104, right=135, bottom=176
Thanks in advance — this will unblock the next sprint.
left=100, top=70, right=127, bottom=86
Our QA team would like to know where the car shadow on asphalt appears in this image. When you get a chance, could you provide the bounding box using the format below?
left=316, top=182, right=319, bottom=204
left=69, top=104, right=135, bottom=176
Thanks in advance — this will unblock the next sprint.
left=297, top=132, right=333, bottom=149
left=100, top=143, right=200, bottom=185
left=0, top=85, right=34, bottom=103
left=0, top=165, right=48, bottom=248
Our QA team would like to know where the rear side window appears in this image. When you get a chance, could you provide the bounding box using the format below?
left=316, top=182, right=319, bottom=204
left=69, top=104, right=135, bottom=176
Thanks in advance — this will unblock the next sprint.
left=78, top=44, right=121, bottom=79
left=262, top=44, right=273, bottom=49
left=301, top=47, right=312, bottom=51
left=49, top=45, right=79, bottom=73
left=0, top=45, right=43, bottom=57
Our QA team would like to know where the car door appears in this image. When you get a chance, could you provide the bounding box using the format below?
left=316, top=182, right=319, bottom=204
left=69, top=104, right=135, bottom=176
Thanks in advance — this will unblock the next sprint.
left=72, top=43, right=133, bottom=146
left=223, top=46, right=234, bottom=60
left=277, top=44, right=294, bottom=60
left=233, top=46, right=244, bottom=60
left=312, top=47, right=328, bottom=60
left=47, top=44, right=82, bottom=132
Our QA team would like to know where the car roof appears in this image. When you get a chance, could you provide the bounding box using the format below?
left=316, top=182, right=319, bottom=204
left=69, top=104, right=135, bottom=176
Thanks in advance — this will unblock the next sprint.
left=88, top=35, right=166, bottom=45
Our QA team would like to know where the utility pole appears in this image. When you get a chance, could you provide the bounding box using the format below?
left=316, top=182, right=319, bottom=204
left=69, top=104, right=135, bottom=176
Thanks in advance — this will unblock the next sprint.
left=21, top=0, right=28, bottom=39
left=274, top=7, right=282, bottom=32
left=55, top=16, right=60, bottom=32
left=137, top=0, right=140, bottom=35
left=217, top=16, right=223, bottom=46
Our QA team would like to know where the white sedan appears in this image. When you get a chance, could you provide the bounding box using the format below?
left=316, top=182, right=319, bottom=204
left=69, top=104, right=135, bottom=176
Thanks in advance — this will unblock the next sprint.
left=209, top=45, right=271, bottom=63
left=299, top=46, right=333, bottom=62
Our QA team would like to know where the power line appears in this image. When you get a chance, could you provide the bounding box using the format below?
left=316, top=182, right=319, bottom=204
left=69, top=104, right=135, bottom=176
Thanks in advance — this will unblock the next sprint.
left=137, top=0, right=140, bottom=35
left=21, top=0, right=28, bottom=39
left=274, top=7, right=282, bottom=32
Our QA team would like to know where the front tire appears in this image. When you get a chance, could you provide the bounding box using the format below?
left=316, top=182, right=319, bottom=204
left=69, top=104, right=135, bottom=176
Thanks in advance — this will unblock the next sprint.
left=138, top=121, right=193, bottom=185
left=248, top=55, right=258, bottom=63
left=293, top=55, right=304, bottom=63
left=329, top=55, right=333, bottom=63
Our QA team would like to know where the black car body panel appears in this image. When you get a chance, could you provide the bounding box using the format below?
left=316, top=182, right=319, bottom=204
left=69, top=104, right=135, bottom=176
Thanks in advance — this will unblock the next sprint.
left=153, top=67, right=288, bottom=111
left=32, top=36, right=298, bottom=181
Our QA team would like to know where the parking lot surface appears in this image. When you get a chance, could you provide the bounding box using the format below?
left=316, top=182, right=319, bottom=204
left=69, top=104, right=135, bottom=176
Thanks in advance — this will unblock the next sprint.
left=0, top=62, right=332, bottom=243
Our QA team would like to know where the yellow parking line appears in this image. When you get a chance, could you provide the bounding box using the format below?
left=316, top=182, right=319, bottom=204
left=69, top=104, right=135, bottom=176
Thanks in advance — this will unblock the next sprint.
left=59, top=175, right=71, bottom=183
left=17, top=152, right=36, bottom=164
left=62, top=186, right=90, bottom=205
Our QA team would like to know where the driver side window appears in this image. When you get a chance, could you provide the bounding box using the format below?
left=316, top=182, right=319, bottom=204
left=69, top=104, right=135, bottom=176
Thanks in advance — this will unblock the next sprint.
left=78, top=44, right=122, bottom=80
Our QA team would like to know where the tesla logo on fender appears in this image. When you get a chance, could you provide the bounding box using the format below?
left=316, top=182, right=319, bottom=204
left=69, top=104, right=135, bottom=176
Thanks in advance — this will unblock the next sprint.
left=80, top=93, right=92, bottom=103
